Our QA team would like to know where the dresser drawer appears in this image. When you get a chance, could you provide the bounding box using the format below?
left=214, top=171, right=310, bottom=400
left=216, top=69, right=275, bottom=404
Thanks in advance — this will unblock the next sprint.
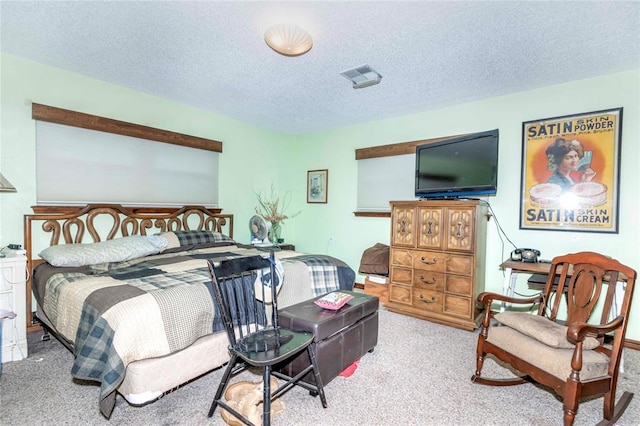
left=444, top=275, right=473, bottom=296
left=443, top=294, right=472, bottom=318
left=446, top=255, right=474, bottom=276
left=390, top=266, right=412, bottom=286
left=413, top=250, right=473, bottom=276
left=389, top=284, right=412, bottom=305
left=413, top=270, right=444, bottom=292
left=390, top=248, right=413, bottom=268
left=412, top=251, right=449, bottom=272
left=412, top=288, right=442, bottom=313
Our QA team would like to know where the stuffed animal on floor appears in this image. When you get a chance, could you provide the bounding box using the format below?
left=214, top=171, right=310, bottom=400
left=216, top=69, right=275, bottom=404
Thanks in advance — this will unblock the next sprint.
left=221, top=377, right=285, bottom=426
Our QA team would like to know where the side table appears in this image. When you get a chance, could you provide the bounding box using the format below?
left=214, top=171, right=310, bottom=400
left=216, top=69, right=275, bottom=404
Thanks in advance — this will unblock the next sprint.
left=1, top=252, right=28, bottom=364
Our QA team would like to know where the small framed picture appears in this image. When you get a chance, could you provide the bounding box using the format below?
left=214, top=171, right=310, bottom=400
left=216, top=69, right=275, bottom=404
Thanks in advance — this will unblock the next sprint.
left=307, top=169, right=328, bottom=203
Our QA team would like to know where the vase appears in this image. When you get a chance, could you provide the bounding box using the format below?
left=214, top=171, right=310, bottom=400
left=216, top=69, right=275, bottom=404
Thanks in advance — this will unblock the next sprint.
left=268, top=222, right=282, bottom=245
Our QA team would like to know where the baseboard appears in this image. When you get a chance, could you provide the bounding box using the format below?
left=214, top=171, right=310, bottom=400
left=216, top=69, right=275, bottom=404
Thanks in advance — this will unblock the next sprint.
left=625, top=338, right=640, bottom=351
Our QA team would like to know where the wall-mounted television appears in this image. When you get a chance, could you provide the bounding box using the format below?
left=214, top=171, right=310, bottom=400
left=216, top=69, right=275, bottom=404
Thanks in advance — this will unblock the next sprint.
left=415, top=129, right=499, bottom=199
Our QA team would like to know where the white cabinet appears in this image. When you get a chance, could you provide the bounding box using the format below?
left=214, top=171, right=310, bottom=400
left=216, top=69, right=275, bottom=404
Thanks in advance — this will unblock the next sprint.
left=1, top=253, right=28, bottom=363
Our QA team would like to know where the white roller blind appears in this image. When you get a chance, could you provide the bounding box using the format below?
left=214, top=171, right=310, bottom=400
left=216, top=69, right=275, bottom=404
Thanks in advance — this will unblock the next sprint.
left=357, top=153, right=415, bottom=211
left=36, top=121, right=218, bottom=206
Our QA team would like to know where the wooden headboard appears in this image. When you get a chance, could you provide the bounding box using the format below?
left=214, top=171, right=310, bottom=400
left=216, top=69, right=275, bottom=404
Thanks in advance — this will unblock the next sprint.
left=23, top=203, right=234, bottom=332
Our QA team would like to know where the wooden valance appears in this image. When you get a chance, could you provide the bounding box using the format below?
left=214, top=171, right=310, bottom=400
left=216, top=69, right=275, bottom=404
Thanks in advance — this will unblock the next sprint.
left=32, top=103, right=222, bottom=153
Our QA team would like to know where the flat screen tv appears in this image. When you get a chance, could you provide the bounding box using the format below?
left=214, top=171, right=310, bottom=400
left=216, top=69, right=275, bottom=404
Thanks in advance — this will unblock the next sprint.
left=415, top=129, right=499, bottom=199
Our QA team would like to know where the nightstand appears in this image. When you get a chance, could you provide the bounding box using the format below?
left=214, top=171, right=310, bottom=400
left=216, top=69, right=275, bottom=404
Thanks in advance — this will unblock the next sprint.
left=1, top=253, right=28, bottom=364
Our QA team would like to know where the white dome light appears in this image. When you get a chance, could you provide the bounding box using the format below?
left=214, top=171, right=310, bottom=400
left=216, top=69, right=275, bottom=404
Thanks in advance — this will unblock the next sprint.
left=264, top=24, right=313, bottom=57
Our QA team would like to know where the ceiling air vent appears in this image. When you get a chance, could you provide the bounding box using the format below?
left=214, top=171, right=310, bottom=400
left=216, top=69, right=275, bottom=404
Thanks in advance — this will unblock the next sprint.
left=340, top=64, right=382, bottom=89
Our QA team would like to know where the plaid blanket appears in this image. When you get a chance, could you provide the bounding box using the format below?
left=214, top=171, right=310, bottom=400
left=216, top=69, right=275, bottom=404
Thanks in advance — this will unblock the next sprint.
left=37, top=245, right=353, bottom=418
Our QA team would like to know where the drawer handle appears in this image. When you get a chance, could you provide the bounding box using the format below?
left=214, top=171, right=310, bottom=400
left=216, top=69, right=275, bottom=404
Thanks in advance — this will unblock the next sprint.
left=420, top=276, right=436, bottom=284
left=420, top=294, right=436, bottom=303
left=421, top=257, right=437, bottom=265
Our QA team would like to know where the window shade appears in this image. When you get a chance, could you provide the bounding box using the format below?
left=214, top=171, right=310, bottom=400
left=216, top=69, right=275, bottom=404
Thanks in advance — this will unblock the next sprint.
left=36, top=121, right=219, bottom=206
left=356, top=153, right=415, bottom=211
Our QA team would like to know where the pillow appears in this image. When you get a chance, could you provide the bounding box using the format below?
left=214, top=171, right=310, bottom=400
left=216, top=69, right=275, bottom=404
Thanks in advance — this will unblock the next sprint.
left=494, top=312, right=600, bottom=350
left=39, top=235, right=167, bottom=267
left=314, top=292, right=354, bottom=311
left=159, top=230, right=234, bottom=250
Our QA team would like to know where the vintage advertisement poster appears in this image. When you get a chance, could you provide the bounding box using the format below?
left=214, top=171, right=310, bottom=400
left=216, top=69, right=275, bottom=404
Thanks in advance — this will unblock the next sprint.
left=520, top=108, right=622, bottom=233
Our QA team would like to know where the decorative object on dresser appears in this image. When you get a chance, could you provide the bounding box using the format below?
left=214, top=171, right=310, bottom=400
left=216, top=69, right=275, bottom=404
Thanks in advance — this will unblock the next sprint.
left=387, top=199, right=488, bottom=331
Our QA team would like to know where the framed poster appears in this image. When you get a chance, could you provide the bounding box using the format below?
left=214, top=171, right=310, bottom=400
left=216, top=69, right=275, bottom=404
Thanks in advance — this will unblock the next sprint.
left=520, top=108, right=622, bottom=233
left=307, top=169, right=328, bottom=203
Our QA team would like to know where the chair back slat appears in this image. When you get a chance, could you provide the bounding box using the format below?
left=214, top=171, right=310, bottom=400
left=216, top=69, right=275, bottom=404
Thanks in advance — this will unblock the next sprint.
left=544, top=262, right=571, bottom=321
left=207, top=252, right=278, bottom=348
left=600, top=270, right=619, bottom=325
left=565, top=263, right=605, bottom=325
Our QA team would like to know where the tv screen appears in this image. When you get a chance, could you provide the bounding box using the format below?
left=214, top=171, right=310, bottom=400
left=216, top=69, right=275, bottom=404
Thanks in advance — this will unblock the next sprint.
left=415, top=129, right=499, bottom=198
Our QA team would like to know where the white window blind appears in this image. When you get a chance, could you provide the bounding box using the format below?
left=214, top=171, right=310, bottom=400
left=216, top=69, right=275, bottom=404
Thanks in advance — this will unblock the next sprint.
left=36, top=121, right=219, bottom=206
left=357, top=153, right=415, bottom=211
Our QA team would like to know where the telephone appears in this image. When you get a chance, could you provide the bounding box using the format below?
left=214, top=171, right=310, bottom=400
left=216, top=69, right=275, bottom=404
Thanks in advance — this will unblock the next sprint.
left=511, top=248, right=540, bottom=263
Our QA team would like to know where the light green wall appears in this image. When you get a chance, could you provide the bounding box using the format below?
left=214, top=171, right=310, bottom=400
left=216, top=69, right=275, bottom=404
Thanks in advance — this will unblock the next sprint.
left=0, top=53, right=298, bottom=248
left=2, top=52, right=639, bottom=339
left=290, top=69, right=640, bottom=339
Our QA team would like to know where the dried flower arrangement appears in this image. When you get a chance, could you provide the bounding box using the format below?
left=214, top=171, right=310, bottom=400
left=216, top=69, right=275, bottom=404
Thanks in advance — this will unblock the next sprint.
left=255, top=185, right=300, bottom=225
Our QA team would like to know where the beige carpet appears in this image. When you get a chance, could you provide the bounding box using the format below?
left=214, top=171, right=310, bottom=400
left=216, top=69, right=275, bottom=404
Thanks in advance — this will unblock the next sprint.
left=1, top=307, right=638, bottom=425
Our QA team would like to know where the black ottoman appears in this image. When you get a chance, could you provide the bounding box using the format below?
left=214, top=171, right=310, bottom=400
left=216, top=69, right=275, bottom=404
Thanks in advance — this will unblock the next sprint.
left=278, top=291, right=379, bottom=386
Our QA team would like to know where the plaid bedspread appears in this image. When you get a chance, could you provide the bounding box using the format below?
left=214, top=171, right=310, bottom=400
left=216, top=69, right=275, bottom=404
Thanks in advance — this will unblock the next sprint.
left=37, top=245, right=352, bottom=418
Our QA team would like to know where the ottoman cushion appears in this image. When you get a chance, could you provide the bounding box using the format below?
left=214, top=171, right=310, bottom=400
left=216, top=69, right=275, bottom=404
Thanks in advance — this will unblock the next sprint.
left=279, top=291, right=378, bottom=341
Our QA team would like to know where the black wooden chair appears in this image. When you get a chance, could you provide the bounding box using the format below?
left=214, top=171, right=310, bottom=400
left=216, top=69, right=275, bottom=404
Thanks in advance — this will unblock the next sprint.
left=472, top=251, right=636, bottom=425
left=206, top=251, right=327, bottom=426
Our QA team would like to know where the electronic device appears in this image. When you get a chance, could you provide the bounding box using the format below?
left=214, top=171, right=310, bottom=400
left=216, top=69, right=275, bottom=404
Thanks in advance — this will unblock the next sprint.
left=415, top=129, right=499, bottom=199
left=249, top=215, right=270, bottom=246
left=511, top=248, right=541, bottom=263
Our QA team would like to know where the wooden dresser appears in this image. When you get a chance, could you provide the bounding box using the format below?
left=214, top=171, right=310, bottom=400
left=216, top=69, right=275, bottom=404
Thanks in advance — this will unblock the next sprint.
left=387, top=200, right=488, bottom=331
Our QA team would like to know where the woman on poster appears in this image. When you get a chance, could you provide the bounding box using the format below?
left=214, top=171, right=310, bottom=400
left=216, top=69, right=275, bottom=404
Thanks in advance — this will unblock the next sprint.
left=545, top=137, right=596, bottom=192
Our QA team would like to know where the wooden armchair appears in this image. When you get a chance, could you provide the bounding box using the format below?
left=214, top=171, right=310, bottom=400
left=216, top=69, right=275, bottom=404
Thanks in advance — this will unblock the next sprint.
left=472, top=251, right=636, bottom=425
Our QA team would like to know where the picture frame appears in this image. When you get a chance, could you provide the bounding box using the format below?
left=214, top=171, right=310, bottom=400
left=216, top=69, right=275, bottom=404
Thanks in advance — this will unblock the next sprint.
left=519, top=108, right=623, bottom=233
left=307, top=169, right=328, bottom=203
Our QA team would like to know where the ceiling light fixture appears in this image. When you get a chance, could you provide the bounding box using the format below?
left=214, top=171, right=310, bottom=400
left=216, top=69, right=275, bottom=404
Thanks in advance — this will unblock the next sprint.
left=264, top=24, right=313, bottom=57
left=340, top=64, right=383, bottom=89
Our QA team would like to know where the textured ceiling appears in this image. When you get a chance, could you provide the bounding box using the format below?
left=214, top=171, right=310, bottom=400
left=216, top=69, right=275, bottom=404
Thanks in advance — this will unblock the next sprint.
left=1, top=1, right=639, bottom=135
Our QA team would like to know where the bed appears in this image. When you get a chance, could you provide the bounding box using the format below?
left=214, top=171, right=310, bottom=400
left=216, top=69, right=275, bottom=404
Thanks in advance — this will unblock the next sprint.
left=24, top=204, right=355, bottom=418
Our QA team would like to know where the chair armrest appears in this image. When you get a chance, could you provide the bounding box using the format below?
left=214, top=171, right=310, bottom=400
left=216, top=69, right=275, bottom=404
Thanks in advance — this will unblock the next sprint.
left=567, top=315, right=625, bottom=343
left=477, top=291, right=543, bottom=306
